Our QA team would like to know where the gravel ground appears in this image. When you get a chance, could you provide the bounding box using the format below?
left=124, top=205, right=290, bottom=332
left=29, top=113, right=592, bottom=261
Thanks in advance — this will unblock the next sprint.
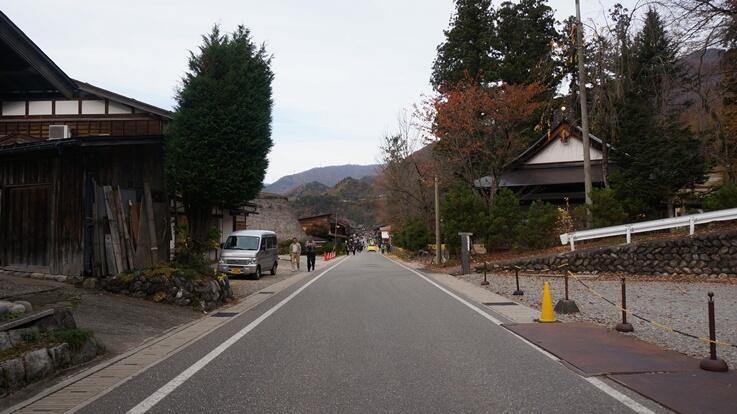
left=456, top=271, right=737, bottom=367
left=229, top=255, right=330, bottom=298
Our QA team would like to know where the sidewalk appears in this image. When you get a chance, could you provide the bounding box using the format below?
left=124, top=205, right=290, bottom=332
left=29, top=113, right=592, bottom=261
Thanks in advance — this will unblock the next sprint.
left=406, top=260, right=737, bottom=414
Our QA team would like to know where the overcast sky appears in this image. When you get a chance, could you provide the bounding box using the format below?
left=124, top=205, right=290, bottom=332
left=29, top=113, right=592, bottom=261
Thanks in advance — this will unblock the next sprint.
left=4, top=1, right=636, bottom=183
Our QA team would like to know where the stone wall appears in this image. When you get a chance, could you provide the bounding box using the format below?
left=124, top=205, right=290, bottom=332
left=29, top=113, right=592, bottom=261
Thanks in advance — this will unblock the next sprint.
left=0, top=309, right=99, bottom=396
left=97, top=272, right=233, bottom=311
left=491, top=230, right=737, bottom=278
left=247, top=193, right=307, bottom=241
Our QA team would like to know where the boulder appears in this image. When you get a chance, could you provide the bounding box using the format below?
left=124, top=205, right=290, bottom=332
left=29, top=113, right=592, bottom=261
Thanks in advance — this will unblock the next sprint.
left=14, top=300, right=33, bottom=313
left=71, top=337, right=98, bottom=365
left=82, top=278, right=99, bottom=290
left=23, top=349, right=52, bottom=382
left=48, top=343, right=71, bottom=369
left=0, top=300, right=13, bottom=314
left=0, top=358, right=24, bottom=389
left=9, top=304, right=26, bottom=314
left=8, top=327, right=39, bottom=347
left=0, top=332, right=11, bottom=352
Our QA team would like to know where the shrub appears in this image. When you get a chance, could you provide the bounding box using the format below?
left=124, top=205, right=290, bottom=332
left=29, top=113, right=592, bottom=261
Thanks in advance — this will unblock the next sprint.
left=590, top=188, right=628, bottom=228
left=440, top=185, right=488, bottom=253
left=394, top=217, right=432, bottom=252
left=703, top=182, right=737, bottom=211
left=487, top=188, right=522, bottom=249
left=518, top=200, right=559, bottom=249
left=52, top=329, right=91, bottom=351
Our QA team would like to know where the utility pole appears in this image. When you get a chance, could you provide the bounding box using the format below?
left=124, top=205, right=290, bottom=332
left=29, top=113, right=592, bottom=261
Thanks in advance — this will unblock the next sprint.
left=576, top=0, right=593, bottom=226
left=435, top=176, right=441, bottom=264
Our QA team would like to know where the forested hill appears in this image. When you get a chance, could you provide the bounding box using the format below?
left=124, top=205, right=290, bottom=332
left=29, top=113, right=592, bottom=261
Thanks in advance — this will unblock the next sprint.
left=289, top=176, right=380, bottom=228
left=263, top=164, right=379, bottom=195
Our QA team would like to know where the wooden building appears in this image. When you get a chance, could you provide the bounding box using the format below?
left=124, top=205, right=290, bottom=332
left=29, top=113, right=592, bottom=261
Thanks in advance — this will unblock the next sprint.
left=476, top=120, right=612, bottom=204
left=0, top=11, right=171, bottom=277
left=298, top=213, right=350, bottom=240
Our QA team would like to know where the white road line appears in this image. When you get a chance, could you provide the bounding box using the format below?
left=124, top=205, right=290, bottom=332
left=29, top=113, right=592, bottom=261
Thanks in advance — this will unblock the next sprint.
left=126, top=257, right=349, bottom=414
left=585, top=378, right=656, bottom=414
left=386, top=257, right=656, bottom=414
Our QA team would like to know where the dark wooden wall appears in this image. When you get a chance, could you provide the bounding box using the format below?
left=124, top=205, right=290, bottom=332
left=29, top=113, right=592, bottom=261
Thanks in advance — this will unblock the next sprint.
left=0, top=118, right=164, bottom=138
left=0, top=142, right=169, bottom=276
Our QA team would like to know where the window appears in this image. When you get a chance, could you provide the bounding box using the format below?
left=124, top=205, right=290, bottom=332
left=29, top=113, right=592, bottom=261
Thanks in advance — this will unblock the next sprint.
left=223, top=236, right=259, bottom=250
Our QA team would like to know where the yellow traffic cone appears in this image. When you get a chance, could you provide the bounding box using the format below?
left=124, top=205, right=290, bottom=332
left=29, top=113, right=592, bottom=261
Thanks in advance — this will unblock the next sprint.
left=538, top=281, right=557, bottom=323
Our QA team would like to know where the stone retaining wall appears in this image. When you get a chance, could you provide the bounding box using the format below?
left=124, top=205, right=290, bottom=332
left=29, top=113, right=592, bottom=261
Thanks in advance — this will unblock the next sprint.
left=0, top=309, right=99, bottom=396
left=97, top=273, right=233, bottom=311
left=491, top=230, right=737, bottom=278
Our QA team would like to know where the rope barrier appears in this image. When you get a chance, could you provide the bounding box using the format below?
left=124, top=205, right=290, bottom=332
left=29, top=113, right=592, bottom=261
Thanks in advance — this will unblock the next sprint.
left=565, top=271, right=737, bottom=349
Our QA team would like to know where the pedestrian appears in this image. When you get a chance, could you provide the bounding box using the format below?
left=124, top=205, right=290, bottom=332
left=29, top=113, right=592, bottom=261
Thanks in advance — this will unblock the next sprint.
left=305, top=238, right=316, bottom=272
left=290, top=238, right=301, bottom=271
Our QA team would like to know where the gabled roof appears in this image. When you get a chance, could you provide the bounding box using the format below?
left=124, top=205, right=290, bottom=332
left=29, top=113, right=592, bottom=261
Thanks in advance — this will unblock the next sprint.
left=0, top=11, right=77, bottom=98
left=75, top=80, right=173, bottom=119
left=0, top=11, right=172, bottom=119
left=508, top=119, right=610, bottom=167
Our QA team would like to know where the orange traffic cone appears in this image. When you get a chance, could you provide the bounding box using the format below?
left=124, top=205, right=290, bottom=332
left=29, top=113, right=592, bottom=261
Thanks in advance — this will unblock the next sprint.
left=538, top=281, right=557, bottom=323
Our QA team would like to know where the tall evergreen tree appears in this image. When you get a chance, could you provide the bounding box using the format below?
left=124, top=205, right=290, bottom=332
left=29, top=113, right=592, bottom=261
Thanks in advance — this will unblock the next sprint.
left=493, top=0, right=561, bottom=87
left=167, top=25, right=274, bottom=247
left=431, top=0, right=496, bottom=88
left=612, top=9, right=707, bottom=217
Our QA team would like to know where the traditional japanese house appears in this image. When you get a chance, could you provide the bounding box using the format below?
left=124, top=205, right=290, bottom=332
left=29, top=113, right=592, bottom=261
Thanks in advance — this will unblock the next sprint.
left=0, top=11, right=171, bottom=277
left=476, top=120, right=612, bottom=204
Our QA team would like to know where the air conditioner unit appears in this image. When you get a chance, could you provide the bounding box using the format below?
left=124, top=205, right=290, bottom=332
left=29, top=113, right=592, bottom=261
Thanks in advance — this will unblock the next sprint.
left=49, top=125, right=71, bottom=140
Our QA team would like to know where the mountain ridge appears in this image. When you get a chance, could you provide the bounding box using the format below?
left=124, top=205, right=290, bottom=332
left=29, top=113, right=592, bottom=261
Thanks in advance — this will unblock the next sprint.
left=264, top=164, right=380, bottom=195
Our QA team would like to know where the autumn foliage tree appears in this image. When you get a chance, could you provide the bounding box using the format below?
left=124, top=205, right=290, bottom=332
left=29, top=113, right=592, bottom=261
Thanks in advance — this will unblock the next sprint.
left=421, top=77, right=544, bottom=208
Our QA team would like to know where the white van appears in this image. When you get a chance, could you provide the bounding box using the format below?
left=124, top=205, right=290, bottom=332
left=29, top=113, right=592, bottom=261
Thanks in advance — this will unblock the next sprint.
left=218, top=230, right=278, bottom=279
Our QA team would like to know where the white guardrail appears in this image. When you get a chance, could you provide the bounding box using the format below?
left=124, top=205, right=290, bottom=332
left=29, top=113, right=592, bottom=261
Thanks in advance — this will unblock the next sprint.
left=560, top=207, right=737, bottom=250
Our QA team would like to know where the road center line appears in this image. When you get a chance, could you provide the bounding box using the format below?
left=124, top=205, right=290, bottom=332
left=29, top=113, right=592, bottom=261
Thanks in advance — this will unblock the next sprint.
left=126, top=257, right=349, bottom=414
left=385, top=256, right=656, bottom=414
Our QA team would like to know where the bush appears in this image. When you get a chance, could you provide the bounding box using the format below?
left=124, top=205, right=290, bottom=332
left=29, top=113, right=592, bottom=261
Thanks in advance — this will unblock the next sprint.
left=172, top=245, right=211, bottom=275
left=52, top=329, right=92, bottom=351
left=440, top=185, right=488, bottom=253
left=590, top=188, right=628, bottom=228
left=487, top=188, right=522, bottom=249
left=703, top=182, right=737, bottom=211
left=518, top=200, right=559, bottom=250
left=394, top=217, right=431, bottom=252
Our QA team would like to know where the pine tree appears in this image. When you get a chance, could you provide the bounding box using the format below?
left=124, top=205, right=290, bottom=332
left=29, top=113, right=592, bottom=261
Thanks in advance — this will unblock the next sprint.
left=493, top=0, right=561, bottom=87
left=612, top=9, right=707, bottom=218
left=167, top=25, right=274, bottom=248
left=431, top=0, right=496, bottom=88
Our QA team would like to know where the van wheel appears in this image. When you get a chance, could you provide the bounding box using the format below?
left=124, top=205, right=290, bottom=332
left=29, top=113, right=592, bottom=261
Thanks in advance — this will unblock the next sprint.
left=255, top=266, right=262, bottom=280
left=270, top=262, right=277, bottom=275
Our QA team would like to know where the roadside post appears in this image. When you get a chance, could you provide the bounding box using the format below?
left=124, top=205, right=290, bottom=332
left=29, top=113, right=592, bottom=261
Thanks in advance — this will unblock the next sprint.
left=481, top=261, right=489, bottom=286
left=513, top=266, right=523, bottom=296
left=700, top=292, right=729, bottom=372
left=458, top=232, right=472, bottom=275
left=615, top=277, right=634, bottom=332
left=554, top=272, right=580, bottom=314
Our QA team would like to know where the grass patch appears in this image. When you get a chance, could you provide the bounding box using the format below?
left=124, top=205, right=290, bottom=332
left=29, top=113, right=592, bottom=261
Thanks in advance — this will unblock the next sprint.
left=0, top=311, right=24, bottom=323
left=51, top=329, right=91, bottom=351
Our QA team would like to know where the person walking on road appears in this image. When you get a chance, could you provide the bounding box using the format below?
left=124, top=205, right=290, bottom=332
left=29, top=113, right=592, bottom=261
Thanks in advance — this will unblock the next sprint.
left=290, top=238, right=301, bottom=271
left=305, top=238, right=316, bottom=272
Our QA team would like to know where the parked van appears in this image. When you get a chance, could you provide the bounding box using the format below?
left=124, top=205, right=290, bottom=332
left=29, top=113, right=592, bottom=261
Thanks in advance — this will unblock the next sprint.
left=218, top=230, right=278, bottom=279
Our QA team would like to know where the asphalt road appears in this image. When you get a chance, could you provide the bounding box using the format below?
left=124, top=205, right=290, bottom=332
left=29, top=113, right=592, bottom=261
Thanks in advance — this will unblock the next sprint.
left=78, top=253, right=635, bottom=413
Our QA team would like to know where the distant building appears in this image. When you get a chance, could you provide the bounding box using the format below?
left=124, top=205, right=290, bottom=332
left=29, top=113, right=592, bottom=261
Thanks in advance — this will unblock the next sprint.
left=298, top=213, right=350, bottom=241
left=0, top=11, right=171, bottom=277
